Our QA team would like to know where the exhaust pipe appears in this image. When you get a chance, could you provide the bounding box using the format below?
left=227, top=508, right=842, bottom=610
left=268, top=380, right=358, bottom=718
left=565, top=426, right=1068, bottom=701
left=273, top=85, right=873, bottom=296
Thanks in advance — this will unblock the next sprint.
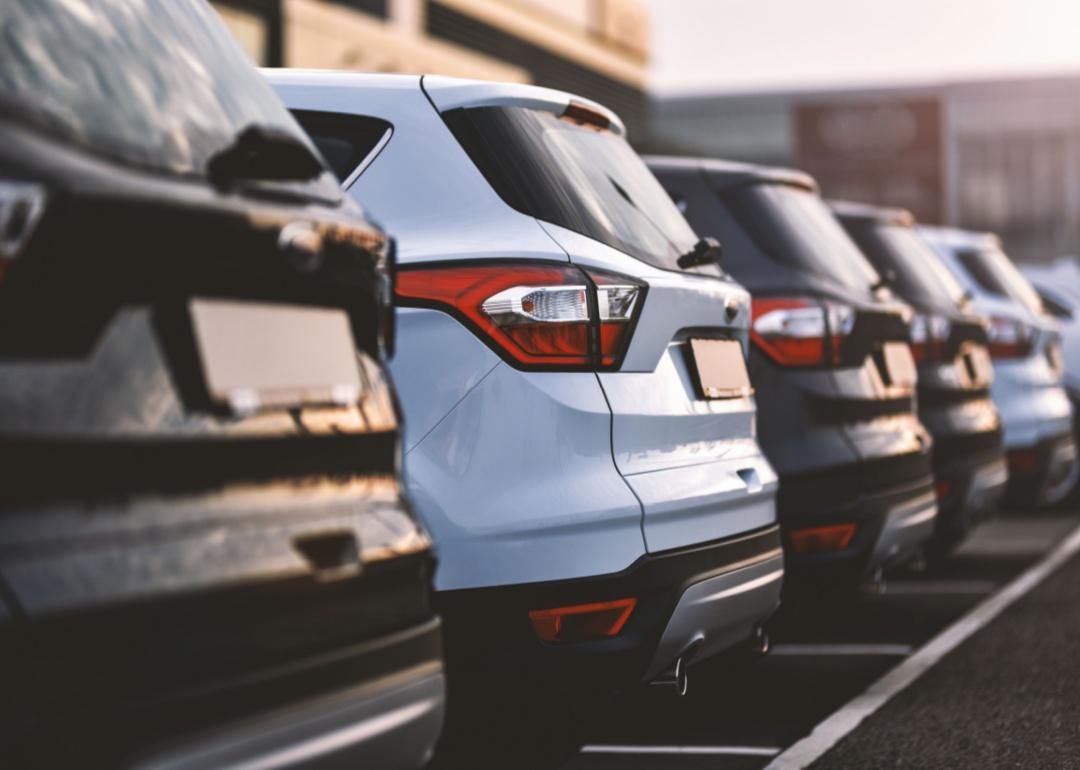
left=650, top=655, right=689, bottom=696
left=751, top=625, right=770, bottom=655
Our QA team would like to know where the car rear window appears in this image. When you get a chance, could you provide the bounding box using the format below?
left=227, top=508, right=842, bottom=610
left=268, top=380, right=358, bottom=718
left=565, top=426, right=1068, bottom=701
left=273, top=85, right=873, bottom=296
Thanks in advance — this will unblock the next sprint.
left=443, top=105, right=699, bottom=272
left=956, top=247, right=1044, bottom=314
left=725, top=183, right=880, bottom=294
left=846, top=222, right=967, bottom=309
left=0, top=0, right=319, bottom=181
left=291, top=110, right=392, bottom=183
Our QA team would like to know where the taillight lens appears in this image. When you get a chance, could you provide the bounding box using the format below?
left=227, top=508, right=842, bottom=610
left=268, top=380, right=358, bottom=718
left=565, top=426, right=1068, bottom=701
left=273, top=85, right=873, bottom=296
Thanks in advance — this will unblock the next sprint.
left=909, top=313, right=951, bottom=362
left=395, top=262, right=643, bottom=369
left=986, top=316, right=1035, bottom=359
left=590, top=269, right=643, bottom=366
left=750, top=297, right=854, bottom=367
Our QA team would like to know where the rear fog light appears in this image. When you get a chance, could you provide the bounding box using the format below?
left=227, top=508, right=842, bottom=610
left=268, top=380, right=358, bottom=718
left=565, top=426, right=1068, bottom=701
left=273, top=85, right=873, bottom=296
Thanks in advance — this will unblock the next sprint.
left=788, top=523, right=858, bottom=554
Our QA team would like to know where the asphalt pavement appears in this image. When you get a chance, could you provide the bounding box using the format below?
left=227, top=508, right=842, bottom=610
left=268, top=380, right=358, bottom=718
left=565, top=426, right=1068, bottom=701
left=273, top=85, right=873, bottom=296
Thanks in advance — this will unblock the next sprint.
left=561, top=510, right=1080, bottom=770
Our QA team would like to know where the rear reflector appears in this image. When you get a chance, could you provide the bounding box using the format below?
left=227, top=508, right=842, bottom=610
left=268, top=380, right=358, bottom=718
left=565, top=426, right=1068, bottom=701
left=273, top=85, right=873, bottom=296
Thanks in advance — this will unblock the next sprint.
left=788, top=523, right=858, bottom=554
left=935, top=479, right=953, bottom=502
left=528, top=598, right=637, bottom=643
left=1007, top=449, right=1038, bottom=475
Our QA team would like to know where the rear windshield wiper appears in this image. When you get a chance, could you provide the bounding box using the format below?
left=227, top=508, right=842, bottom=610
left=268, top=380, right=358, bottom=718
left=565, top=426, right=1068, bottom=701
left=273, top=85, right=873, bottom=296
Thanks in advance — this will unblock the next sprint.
left=208, top=125, right=326, bottom=186
left=871, top=268, right=897, bottom=292
left=605, top=175, right=719, bottom=271
left=677, top=237, right=723, bottom=270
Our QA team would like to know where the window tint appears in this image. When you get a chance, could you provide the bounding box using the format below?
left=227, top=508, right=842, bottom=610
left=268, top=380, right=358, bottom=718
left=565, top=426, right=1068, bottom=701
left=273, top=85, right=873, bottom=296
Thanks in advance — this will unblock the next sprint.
left=291, top=110, right=392, bottom=183
left=725, top=184, right=880, bottom=294
left=0, top=0, right=321, bottom=183
left=956, top=247, right=1044, bottom=314
left=444, top=106, right=699, bottom=271
left=846, top=223, right=967, bottom=308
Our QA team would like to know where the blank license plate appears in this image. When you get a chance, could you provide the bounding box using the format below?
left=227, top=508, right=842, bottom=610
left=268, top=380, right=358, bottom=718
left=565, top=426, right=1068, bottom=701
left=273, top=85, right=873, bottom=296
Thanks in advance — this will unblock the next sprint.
left=690, top=338, right=751, bottom=399
left=881, top=341, right=917, bottom=388
left=190, top=298, right=362, bottom=414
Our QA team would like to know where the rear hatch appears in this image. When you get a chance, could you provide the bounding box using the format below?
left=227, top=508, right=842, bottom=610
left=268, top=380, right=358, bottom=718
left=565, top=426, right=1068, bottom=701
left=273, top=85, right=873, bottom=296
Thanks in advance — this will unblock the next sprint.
left=699, top=176, right=931, bottom=493
left=0, top=1, right=431, bottom=760
left=428, top=80, right=777, bottom=554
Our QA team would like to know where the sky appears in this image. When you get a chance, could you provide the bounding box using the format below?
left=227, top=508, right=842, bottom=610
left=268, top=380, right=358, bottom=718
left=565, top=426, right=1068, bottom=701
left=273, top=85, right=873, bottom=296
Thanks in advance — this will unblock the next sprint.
left=645, top=0, right=1080, bottom=95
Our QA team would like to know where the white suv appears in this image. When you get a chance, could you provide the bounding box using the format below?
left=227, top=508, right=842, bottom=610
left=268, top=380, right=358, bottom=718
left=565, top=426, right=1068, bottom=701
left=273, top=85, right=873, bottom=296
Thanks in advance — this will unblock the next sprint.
left=268, top=69, right=783, bottom=760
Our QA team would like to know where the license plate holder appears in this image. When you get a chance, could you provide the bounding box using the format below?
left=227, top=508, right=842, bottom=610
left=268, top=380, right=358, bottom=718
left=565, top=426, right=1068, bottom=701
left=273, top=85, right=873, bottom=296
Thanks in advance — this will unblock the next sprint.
left=189, top=298, right=362, bottom=414
left=689, top=338, right=752, bottom=399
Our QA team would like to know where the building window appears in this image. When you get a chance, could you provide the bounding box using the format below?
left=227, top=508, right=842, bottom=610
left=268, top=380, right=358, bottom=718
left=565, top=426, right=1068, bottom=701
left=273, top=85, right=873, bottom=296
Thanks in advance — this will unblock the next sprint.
left=426, top=2, right=648, bottom=142
left=326, top=0, right=389, bottom=17
left=211, top=0, right=282, bottom=66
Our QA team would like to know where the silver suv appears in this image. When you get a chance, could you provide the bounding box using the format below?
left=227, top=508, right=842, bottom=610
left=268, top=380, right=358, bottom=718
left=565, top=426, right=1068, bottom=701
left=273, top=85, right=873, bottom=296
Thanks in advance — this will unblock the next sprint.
left=921, top=226, right=1077, bottom=507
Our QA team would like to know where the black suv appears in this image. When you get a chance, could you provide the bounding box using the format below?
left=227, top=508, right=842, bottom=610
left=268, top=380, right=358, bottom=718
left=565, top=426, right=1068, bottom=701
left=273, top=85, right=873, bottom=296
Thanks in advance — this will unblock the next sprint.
left=649, top=157, right=937, bottom=586
left=832, top=201, right=1006, bottom=555
left=0, top=2, right=442, bottom=768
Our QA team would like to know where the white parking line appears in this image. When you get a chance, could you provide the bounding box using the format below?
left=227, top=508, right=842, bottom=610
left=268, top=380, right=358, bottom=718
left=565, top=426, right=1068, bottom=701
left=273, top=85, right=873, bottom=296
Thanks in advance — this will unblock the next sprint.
left=877, top=580, right=998, bottom=596
left=769, top=643, right=913, bottom=656
left=581, top=745, right=781, bottom=757
left=763, top=521, right=1080, bottom=770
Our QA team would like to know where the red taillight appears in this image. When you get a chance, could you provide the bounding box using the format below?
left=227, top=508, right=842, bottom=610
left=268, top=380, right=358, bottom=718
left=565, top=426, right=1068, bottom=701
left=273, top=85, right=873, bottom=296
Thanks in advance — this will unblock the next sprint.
left=910, top=314, right=951, bottom=363
left=750, top=297, right=854, bottom=367
left=528, top=598, right=637, bottom=643
left=395, top=262, right=643, bottom=369
left=986, top=316, right=1035, bottom=360
left=935, top=479, right=953, bottom=501
left=788, top=523, right=858, bottom=553
left=590, top=269, right=643, bottom=367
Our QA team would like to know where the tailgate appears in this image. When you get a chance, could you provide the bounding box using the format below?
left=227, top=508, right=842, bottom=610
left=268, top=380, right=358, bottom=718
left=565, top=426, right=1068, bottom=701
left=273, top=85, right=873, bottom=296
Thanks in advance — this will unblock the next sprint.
left=544, top=224, right=778, bottom=553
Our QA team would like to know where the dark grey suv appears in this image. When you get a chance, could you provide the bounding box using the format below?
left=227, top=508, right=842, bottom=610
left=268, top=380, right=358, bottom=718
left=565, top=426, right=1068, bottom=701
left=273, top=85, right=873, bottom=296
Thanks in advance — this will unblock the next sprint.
left=0, top=2, right=443, bottom=768
left=649, top=157, right=938, bottom=588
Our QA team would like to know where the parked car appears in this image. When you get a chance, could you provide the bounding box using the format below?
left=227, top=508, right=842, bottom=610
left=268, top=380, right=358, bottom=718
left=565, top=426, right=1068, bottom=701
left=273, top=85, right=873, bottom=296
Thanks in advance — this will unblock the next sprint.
left=1023, top=259, right=1080, bottom=505
left=267, top=71, right=783, bottom=761
left=1021, top=258, right=1080, bottom=409
left=0, top=2, right=443, bottom=768
left=648, top=158, right=937, bottom=587
left=920, top=227, right=1077, bottom=507
left=831, top=202, right=1006, bottom=555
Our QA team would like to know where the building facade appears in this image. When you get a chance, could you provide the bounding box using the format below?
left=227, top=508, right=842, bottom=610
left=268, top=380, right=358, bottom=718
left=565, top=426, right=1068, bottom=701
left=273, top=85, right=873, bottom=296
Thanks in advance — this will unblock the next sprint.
left=653, top=75, right=1080, bottom=263
left=212, top=0, right=650, bottom=139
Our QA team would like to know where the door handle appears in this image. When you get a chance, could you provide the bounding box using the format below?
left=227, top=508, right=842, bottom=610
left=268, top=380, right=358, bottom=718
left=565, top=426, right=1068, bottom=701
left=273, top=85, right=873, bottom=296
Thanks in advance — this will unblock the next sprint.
left=737, top=467, right=763, bottom=493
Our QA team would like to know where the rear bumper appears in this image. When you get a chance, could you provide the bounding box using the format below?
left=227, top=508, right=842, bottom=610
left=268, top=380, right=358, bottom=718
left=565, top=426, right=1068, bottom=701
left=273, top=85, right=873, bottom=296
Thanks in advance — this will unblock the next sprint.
left=932, top=430, right=1007, bottom=543
left=435, top=526, right=783, bottom=691
left=4, top=617, right=445, bottom=770
left=137, top=659, right=445, bottom=770
left=1005, top=431, right=1079, bottom=507
left=778, top=464, right=937, bottom=581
